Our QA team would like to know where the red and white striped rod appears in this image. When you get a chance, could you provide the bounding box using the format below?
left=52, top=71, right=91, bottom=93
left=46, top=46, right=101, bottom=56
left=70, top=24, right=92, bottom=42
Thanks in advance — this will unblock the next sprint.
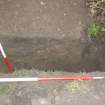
left=0, top=43, right=13, bottom=73
left=0, top=76, right=104, bottom=82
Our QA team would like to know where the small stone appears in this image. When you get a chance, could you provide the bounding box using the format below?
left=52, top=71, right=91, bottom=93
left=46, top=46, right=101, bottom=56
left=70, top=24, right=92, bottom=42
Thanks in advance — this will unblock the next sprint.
left=40, top=1, right=46, bottom=6
left=78, top=21, right=82, bottom=25
left=73, top=2, right=77, bottom=6
left=57, top=28, right=61, bottom=32
left=17, top=91, right=22, bottom=96
left=94, top=95, right=101, bottom=100
left=64, top=13, right=67, bottom=16
left=39, top=98, right=48, bottom=105
left=62, top=34, right=65, bottom=38
left=15, top=11, right=19, bottom=15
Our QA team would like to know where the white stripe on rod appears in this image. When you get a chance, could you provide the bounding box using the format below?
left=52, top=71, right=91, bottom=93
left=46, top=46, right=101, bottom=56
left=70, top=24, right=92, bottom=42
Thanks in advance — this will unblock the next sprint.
left=93, top=77, right=105, bottom=79
left=0, top=43, right=6, bottom=58
left=0, top=78, right=39, bottom=82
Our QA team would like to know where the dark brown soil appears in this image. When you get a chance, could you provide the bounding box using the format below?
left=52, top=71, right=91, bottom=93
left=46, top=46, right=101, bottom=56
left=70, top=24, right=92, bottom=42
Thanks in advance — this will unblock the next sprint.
left=0, top=0, right=105, bottom=72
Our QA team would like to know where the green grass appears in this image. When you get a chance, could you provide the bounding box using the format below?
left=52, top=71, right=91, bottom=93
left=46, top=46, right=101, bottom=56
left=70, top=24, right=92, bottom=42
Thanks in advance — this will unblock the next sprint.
left=88, top=22, right=102, bottom=38
left=0, top=84, right=15, bottom=95
left=0, top=83, right=16, bottom=104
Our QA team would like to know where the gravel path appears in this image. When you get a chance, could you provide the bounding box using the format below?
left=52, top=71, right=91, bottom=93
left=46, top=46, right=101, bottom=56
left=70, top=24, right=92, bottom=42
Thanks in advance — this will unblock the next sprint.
left=0, top=70, right=105, bottom=105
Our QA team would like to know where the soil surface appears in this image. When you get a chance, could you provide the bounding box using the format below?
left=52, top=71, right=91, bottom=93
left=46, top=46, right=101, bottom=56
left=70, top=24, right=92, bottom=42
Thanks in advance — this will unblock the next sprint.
left=0, top=0, right=105, bottom=72
left=0, top=1, right=105, bottom=105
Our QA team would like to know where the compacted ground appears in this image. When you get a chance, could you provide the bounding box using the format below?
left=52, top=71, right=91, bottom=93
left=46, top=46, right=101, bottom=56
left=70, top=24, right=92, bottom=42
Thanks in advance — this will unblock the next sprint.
left=0, top=70, right=105, bottom=105
left=1, top=0, right=105, bottom=72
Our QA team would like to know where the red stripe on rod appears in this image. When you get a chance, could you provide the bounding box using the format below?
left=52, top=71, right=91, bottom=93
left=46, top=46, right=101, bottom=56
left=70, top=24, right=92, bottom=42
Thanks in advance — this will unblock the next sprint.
left=39, top=76, right=94, bottom=81
left=3, top=57, right=13, bottom=73
left=0, top=43, right=13, bottom=73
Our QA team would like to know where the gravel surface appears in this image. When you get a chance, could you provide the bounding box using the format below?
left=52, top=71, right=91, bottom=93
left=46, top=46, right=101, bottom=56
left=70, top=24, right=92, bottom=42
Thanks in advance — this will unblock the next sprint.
left=0, top=70, right=105, bottom=105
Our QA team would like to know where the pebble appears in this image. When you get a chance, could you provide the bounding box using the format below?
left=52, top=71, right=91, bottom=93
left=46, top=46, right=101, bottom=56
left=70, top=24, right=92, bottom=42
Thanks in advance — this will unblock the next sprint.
left=94, top=95, right=101, bottom=100
left=17, top=91, right=22, bottom=96
left=57, top=28, right=61, bottom=32
left=73, top=2, right=77, bottom=6
left=40, top=1, right=46, bottom=6
left=78, top=21, right=82, bottom=25
left=64, top=13, right=67, bottom=16
left=15, top=11, right=19, bottom=15
left=39, top=98, right=48, bottom=105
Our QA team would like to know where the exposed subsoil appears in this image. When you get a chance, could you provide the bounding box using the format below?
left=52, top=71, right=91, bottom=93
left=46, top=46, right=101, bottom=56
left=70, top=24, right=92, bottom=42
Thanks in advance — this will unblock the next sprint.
left=0, top=0, right=105, bottom=72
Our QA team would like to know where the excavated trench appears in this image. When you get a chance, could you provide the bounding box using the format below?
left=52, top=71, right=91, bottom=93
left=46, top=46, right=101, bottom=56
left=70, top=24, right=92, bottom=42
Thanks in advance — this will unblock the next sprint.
left=0, top=0, right=105, bottom=73
left=1, top=34, right=105, bottom=73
